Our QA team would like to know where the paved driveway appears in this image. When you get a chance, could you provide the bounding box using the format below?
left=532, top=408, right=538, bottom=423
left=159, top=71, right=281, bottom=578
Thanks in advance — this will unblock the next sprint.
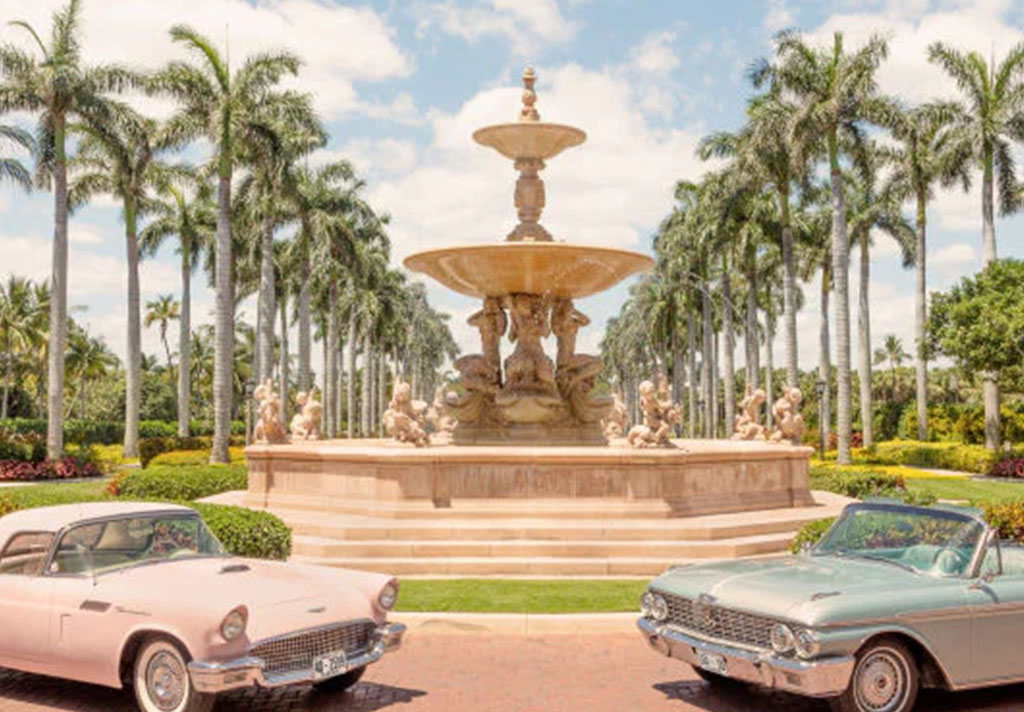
left=0, top=633, right=1019, bottom=712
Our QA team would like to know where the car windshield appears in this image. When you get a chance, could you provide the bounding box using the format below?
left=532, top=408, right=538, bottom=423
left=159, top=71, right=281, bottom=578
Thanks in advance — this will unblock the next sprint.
left=49, top=513, right=227, bottom=576
left=814, top=504, right=986, bottom=577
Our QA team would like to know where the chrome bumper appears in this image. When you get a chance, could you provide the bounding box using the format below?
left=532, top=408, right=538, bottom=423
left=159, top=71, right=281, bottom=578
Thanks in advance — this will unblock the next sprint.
left=189, top=621, right=406, bottom=694
left=637, top=617, right=853, bottom=698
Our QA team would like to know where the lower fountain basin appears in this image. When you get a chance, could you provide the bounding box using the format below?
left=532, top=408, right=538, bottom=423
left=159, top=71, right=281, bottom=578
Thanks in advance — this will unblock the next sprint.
left=402, top=243, right=654, bottom=299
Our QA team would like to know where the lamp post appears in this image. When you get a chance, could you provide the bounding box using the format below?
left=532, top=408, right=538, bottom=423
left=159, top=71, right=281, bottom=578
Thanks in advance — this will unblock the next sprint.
left=244, top=378, right=255, bottom=445
left=815, top=380, right=826, bottom=458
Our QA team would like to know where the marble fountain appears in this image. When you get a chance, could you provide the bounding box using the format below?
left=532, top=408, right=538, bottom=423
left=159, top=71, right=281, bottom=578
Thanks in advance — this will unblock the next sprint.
left=238, top=69, right=836, bottom=575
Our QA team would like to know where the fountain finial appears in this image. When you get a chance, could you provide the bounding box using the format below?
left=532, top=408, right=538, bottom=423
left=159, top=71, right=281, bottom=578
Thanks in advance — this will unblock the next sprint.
left=519, top=67, right=540, bottom=122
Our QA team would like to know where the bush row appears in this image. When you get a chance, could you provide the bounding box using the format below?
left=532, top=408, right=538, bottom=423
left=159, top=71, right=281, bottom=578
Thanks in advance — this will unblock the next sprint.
left=859, top=440, right=1000, bottom=475
left=110, top=464, right=248, bottom=501
left=139, top=435, right=246, bottom=468
left=809, top=466, right=936, bottom=506
left=0, top=419, right=246, bottom=445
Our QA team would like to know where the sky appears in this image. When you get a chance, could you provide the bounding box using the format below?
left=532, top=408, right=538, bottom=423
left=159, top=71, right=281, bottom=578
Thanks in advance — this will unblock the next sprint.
left=3, top=0, right=1024, bottom=388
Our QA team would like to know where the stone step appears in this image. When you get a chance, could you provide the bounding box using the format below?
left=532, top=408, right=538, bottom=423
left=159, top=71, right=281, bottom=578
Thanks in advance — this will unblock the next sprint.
left=278, top=506, right=827, bottom=542
left=287, top=554, right=720, bottom=576
left=291, top=532, right=794, bottom=559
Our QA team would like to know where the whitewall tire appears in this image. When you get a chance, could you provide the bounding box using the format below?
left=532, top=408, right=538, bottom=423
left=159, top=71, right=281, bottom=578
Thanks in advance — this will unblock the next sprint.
left=133, top=637, right=215, bottom=712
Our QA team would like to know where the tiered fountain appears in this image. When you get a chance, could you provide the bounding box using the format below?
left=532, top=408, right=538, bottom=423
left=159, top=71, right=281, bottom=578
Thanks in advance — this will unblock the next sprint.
left=405, top=67, right=652, bottom=445
left=240, top=70, right=825, bottom=575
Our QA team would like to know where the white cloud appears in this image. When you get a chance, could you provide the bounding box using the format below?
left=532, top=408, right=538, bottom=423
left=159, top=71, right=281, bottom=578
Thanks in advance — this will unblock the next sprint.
left=932, top=242, right=977, bottom=266
left=630, top=31, right=679, bottom=75
left=0, top=0, right=413, bottom=120
left=764, top=0, right=796, bottom=33
left=330, top=138, right=419, bottom=178
left=413, top=0, right=579, bottom=56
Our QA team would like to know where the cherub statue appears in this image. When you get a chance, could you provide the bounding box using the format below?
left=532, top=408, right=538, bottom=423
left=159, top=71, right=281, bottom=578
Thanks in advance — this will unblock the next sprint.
left=289, top=387, right=323, bottom=441
left=731, top=384, right=767, bottom=441
left=448, top=297, right=507, bottom=425
left=504, top=293, right=556, bottom=395
left=602, top=392, right=630, bottom=439
left=769, top=386, right=805, bottom=445
left=427, top=385, right=456, bottom=435
left=383, top=380, right=431, bottom=447
left=627, top=380, right=681, bottom=448
left=253, top=378, right=288, bottom=444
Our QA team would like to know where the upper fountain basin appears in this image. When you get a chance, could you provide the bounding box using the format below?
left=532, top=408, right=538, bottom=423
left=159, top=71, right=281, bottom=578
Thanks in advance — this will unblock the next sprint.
left=473, top=122, right=586, bottom=160
left=403, top=243, right=654, bottom=299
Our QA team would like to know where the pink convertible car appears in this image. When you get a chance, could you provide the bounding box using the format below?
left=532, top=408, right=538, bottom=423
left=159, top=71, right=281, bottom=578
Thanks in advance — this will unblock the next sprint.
left=0, top=501, right=405, bottom=712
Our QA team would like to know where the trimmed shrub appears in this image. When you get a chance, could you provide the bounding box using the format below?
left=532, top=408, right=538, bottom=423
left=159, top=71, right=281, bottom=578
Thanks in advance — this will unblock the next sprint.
left=0, top=494, right=14, bottom=517
left=863, top=440, right=999, bottom=474
left=981, top=501, right=1024, bottom=542
left=990, top=458, right=1024, bottom=478
left=116, top=464, right=247, bottom=501
left=192, top=502, right=291, bottom=560
left=139, top=435, right=246, bottom=468
left=790, top=517, right=836, bottom=553
left=0, top=456, right=103, bottom=481
left=809, top=465, right=936, bottom=506
left=0, top=419, right=246, bottom=445
left=147, top=447, right=246, bottom=468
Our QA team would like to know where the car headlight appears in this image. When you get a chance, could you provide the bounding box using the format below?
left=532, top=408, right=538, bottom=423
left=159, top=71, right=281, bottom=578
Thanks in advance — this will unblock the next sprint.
left=770, top=623, right=795, bottom=654
left=650, top=594, right=669, bottom=622
left=378, top=580, right=399, bottom=610
left=641, top=591, right=655, bottom=616
left=221, top=608, right=247, bottom=641
left=794, top=629, right=820, bottom=659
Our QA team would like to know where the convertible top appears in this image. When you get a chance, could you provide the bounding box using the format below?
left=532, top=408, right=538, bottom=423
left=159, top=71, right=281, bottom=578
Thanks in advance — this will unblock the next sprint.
left=0, top=502, right=195, bottom=546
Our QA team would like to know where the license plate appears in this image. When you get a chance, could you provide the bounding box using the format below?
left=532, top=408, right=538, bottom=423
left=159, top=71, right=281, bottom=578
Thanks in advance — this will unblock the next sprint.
left=696, top=651, right=727, bottom=676
left=312, top=649, right=350, bottom=680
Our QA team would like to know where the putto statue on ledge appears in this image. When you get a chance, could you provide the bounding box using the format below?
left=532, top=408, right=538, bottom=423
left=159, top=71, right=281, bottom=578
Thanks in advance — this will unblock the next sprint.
left=769, top=386, right=805, bottom=445
left=731, top=384, right=767, bottom=441
left=427, top=386, right=456, bottom=437
left=253, top=379, right=288, bottom=444
left=384, top=380, right=431, bottom=447
left=289, top=387, right=323, bottom=441
left=627, top=380, right=681, bottom=448
left=602, top=392, right=630, bottom=439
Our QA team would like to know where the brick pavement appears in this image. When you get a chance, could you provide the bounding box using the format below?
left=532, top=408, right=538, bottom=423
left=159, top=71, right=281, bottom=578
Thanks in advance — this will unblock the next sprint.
left=0, top=633, right=1019, bottom=712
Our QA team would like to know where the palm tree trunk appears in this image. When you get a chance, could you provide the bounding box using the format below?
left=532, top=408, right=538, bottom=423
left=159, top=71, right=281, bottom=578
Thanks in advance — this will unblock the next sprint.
left=914, top=194, right=928, bottom=441
left=721, top=258, right=735, bottom=434
left=766, top=316, right=775, bottom=430
left=671, top=325, right=682, bottom=434
left=687, top=313, right=697, bottom=438
left=335, top=341, right=344, bottom=437
left=829, top=135, right=853, bottom=464
left=279, top=289, right=289, bottom=427
left=47, top=118, right=69, bottom=459
left=361, top=327, right=373, bottom=436
left=746, top=264, right=759, bottom=389
left=257, top=215, right=275, bottom=385
left=2, top=334, right=10, bottom=421
left=702, top=275, right=713, bottom=438
left=211, top=166, right=234, bottom=463
left=297, top=227, right=312, bottom=391
left=981, top=150, right=1000, bottom=449
left=347, top=311, right=358, bottom=439
left=819, top=262, right=831, bottom=449
left=378, top=350, right=387, bottom=438
left=857, top=234, right=873, bottom=448
left=712, top=331, right=720, bottom=437
left=779, top=192, right=798, bottom=388
left=178, top=251, right=191, bottom=437
left=123, top=200, right=141, bottom=459
left=325, top=292, right=338, bottom=436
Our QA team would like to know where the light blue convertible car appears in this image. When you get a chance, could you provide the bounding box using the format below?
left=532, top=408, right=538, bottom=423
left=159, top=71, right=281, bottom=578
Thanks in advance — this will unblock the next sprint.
left=639, top=501, right=1024, bottom=712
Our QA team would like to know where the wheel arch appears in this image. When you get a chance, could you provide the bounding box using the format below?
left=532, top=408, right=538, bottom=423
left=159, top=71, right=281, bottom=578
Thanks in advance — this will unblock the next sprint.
left=853, top=629, right=953, bottom=691
left=118, top=627, right=195, bottom=687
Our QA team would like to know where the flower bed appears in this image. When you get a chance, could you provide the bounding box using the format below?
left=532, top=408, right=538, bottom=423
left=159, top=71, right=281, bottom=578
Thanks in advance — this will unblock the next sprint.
left=0, top=456, right=103, bottom=482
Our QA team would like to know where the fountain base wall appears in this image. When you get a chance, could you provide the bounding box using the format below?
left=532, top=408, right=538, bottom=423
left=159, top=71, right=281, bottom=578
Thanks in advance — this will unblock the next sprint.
left=245, top=439, right=814, bottom=519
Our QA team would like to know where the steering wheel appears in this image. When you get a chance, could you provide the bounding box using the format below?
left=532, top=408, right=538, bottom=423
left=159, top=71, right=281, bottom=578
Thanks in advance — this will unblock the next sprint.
left=932, top=547, right=969, bottom=574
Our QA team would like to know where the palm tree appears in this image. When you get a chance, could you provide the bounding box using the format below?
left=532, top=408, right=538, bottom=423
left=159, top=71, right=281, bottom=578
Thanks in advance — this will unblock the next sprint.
left=928, top=41, right=1024, bottom=449
left=0, top=0, right=134, bottom=457
left=65, top=325, right=117, bottom=420
left=140, top=170, right=215, bottom=436
left=700, top=88, right=804, bottom=389
left=0, top=276, right=43, bottom=420
left=881, top=102, right=966, bottom=441
left=874, top=334, right=908, bottom=402
left=144, top=294, right=179, bottom=391
left=769, top=30, right=891, bottom=464
left=69, top=103, right=175, bottom=457
left=846, top=143, right=915, bottom=447
left=152, top=25, right=302, bottom=463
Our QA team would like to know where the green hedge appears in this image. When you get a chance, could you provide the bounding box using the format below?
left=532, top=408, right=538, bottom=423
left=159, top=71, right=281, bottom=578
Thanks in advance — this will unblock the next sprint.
left=139, top=435, right=246, bottom=468
left=115, top=464, right=248, bottom=501
left=810, top=466, right=937, bottom=506
left=790, top=517, right=836, bottom=553
left=861, top=440, right=999, bottom=474
left=0, top=419, right=246, bottom=445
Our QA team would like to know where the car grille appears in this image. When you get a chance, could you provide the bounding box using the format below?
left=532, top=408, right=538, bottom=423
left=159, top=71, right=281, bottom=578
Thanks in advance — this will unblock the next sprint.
left=249, top=619, right=376, bottom=678
left=657, top=591, right=775, bottom=650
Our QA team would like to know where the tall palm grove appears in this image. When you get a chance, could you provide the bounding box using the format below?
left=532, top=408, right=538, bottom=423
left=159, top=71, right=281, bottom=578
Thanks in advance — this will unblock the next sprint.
left=0, top=0, right=457, bottom=463
left=602, top=31, right=1024, bottom=464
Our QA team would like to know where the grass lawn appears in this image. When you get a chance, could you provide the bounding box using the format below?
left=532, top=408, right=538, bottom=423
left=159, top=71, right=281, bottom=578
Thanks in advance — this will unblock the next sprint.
left=396, top=579, right=647, bottom=614
left=906, top=477, right=1024, bottom=504
left=1, top=479, right=110, bottom=508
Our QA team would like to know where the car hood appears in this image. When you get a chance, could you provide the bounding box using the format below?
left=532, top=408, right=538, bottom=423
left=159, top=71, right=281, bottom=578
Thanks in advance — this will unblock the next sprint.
left=651, top=554, right=942, bottom=625
left=98, top=557, right=389, bottom=640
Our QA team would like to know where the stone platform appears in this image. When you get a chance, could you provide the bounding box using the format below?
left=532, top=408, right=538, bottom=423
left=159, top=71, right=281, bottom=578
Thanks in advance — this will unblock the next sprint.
left=236, top=438, right=832, bottom=576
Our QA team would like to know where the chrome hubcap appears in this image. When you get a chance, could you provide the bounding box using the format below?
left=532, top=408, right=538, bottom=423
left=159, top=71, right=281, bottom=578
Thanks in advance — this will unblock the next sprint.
left=146, top=651, right=185, bottom=711
left=855, top=649, right=908, bottom=712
